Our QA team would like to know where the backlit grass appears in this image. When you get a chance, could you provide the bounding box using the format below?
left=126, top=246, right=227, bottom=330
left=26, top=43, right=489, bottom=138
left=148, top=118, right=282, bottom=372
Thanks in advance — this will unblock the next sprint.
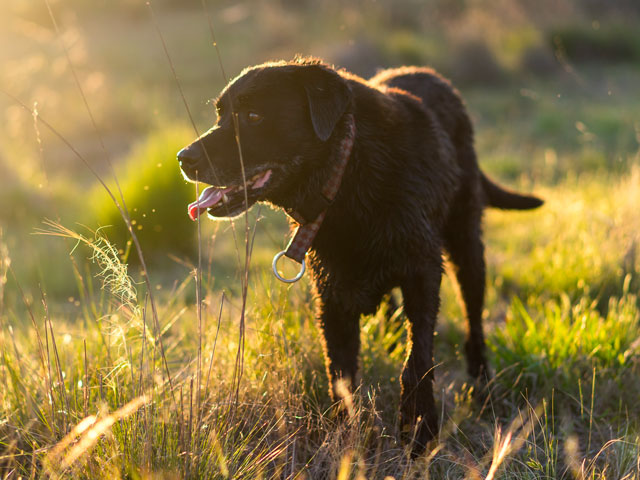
left=2, top=171, right=639, bottom=478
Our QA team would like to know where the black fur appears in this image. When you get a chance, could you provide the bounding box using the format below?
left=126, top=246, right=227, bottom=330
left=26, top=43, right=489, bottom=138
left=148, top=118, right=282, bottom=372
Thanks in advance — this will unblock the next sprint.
left=177, top=58, right=543, bottom=450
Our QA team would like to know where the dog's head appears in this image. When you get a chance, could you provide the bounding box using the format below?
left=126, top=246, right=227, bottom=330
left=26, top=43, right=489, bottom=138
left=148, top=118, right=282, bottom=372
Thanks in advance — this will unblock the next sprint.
left=177, top=60, right=352, bottom=220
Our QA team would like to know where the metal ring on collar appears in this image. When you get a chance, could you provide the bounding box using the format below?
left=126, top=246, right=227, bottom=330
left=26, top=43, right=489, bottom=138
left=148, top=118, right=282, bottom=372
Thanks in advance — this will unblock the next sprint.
left=272, top=251, right=306, bottom=283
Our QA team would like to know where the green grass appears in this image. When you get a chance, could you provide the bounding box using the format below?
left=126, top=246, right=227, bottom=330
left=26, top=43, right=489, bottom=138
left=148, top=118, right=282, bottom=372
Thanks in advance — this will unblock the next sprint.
left=485, top=171, right=640, bottom=304
left=1, top=0, right=640, bottom=478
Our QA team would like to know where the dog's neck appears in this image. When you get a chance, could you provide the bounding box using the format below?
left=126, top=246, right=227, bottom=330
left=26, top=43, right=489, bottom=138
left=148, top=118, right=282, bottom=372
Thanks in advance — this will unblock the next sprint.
left=282, top=114, right=356, bottom=263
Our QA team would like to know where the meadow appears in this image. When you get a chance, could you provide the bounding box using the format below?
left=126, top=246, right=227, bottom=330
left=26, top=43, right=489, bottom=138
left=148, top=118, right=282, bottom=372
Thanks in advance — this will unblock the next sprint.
left=1, top=0, right=639, bottom=478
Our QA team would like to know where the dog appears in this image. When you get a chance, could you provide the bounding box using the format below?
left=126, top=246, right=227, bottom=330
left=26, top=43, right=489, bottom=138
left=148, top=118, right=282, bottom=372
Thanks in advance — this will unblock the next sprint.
left=177, top=58, right=542, bottom=449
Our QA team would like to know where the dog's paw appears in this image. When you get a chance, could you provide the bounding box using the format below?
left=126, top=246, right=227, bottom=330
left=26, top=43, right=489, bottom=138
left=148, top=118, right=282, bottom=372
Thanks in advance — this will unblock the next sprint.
left=465, top=340, right=490, bottom=380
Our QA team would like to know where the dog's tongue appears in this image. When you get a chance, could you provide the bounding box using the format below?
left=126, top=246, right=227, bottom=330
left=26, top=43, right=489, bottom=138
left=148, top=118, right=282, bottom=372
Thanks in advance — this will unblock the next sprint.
left=188, top=186, right=228, bottom=221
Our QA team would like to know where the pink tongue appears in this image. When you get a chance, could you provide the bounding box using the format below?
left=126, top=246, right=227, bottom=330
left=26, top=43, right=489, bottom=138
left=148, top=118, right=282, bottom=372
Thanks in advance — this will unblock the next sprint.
left=188, top=186, right=227, bottom=221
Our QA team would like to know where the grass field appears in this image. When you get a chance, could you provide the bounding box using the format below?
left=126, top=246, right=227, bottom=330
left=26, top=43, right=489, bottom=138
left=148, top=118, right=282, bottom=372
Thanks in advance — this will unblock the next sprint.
left=1, top=0, right=639, bottom=478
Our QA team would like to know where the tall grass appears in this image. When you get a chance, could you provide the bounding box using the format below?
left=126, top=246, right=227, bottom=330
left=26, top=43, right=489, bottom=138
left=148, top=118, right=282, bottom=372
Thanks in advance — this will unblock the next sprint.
left=2, top=172, right=640, bottom=478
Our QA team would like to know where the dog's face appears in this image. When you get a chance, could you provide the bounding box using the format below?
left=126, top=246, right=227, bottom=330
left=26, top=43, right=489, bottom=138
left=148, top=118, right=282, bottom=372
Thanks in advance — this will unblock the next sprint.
left=177, top=61, right=351, bottom=220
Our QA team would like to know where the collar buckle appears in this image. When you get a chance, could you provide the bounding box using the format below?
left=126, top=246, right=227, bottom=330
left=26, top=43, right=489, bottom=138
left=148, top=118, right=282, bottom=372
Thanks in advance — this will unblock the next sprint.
left=287, top=192, right=332, bottom=225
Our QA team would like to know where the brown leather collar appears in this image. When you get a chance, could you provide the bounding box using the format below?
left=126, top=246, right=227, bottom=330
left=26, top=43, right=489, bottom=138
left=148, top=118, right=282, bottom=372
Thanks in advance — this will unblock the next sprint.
left=283, top=113, right=356, bottom=263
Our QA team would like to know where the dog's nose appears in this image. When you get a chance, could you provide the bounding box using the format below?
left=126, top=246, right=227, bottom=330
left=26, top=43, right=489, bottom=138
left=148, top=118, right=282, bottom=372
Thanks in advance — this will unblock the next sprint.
left=177, top=146, right=200, bottom=169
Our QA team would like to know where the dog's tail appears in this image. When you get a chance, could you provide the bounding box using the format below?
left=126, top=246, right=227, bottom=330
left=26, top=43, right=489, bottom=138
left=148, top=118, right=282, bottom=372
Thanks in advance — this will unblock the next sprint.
left=481, top=173, right=543, bottom=210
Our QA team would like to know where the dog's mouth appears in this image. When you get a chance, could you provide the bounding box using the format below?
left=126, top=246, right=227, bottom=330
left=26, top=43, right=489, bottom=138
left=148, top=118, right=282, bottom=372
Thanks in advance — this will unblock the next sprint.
left=188, top=169, right=273, bottom=220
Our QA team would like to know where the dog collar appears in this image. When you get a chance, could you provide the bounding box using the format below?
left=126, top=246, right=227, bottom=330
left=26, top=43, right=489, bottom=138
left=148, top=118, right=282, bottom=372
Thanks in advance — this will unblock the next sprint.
left=272, top=114, right=356, bottom=281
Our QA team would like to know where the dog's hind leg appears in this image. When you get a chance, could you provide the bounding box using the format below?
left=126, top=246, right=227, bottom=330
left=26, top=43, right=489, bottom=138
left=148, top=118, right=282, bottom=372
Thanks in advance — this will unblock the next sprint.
left=399, top=260, right=442, bottom=451
left=444, top=201, right=489, bottom=380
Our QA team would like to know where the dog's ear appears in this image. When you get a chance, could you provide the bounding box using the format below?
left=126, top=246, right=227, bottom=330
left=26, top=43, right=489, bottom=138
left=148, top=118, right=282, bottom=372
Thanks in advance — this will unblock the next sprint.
left=300, top=65, right=351, bottom=142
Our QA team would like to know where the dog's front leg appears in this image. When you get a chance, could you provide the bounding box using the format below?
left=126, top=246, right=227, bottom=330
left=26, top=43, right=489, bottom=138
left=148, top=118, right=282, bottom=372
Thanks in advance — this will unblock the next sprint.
left=400, top=263, right=442, bottom=451
left=316, top=294, right=361, bottom=403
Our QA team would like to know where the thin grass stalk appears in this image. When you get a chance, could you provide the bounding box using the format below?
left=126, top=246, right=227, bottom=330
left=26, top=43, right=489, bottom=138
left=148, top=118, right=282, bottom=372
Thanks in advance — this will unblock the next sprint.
left=186, top=377, right=194, bottom=477
left=1, top=90, right=178, bottom=412
left=179, top=384, right=185, bottom=467
left=138, top=294, right=148, bottom=398
left=135, top=292, right=149, bottom=470
left=146, top=16, right=270, bottom=474
left=41, top=0, right=178, bottom=411
left=44, top=298, right=70, bottom=432
left=146, top=2, right=243, bottom=268
left=204, top=292, right=225, bottom=414
left=198, top=3, right=266, bottom=419
left=201, top=0, right=229, bottom=85
left=43, top=0, right=110, bottom=170
left=44, top=312, right=58, bottom=434
left=7, top=267, right=55, bottom=436
left=83, top=260, right=100, bottom=321
left=195, top=0, right=262, bottom=438
left=30, top=99, right=49, bottom=190
left=83, top=340, right=88, bottom=418
left=145, top=9, right=258, bottom=439
left=0, top=231, right=7, bottom=319
left=98, top=372, right=104, bottom=404
left=229, top=111, right=250, bottom=415
left=42, top=0, right=149, bottom=306
left=121, top=322, right=136, bottom=401
left=160, top=416, right=167, bottom=465
left=69, top=257, right=91, bottom=338
left=29, top=449, right=37, bottom=480
left=70, top=257, right=113, bottom=365
left=588, top=366, right=596, bottom=455
left=73, top=258, right=105, bottom=353
left=194, top=175, right=205, bottom=463
left=43, top=291, right=72, bottom=433
left=143, top=13, right=273, bottom=454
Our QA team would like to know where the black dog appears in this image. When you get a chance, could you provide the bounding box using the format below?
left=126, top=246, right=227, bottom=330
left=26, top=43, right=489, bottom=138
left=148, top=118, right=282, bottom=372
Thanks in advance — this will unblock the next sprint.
left=177, top=58, right=542, bottom=449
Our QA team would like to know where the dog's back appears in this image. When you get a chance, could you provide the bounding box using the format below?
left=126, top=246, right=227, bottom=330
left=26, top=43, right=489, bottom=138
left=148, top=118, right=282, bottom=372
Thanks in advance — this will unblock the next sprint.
left=370, top=66, right=543, bottom=211
left=371, top=67, right=479, bottom=184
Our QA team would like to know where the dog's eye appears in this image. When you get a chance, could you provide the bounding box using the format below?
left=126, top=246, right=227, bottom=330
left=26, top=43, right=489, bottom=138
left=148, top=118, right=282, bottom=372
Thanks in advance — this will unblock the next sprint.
left=246, top=112, right=263, bottom=124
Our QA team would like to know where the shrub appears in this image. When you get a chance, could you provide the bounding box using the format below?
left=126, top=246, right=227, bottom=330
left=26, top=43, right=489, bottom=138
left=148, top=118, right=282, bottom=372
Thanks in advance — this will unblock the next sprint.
left=519, top=45, right=560, bottom=76
left=550, top=23, right=640, bottom=64
left=90, top=125, right=197, bottom=265
left=447, top=40, right=508, bottom=87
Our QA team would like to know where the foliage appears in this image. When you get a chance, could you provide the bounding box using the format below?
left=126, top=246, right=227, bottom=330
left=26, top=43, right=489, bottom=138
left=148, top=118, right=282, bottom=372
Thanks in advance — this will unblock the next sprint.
left=90, top=126, right=197, bottom=264
left=551, top=23, right=640, bottom=64
left=492, top=289, right=639, bottom=390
